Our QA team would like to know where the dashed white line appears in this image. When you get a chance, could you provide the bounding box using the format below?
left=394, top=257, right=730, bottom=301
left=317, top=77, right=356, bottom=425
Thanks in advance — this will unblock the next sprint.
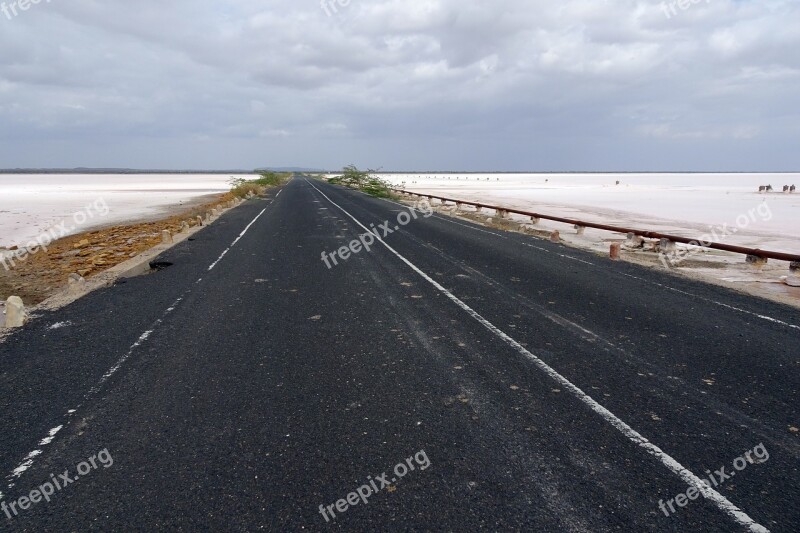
left=208, top=207, right=268, bottom=271
left=4, top=202, right=274, bottom=495
left=307, top=179, right=770, bottom=533
left=38, top=425, right=64, bottom=447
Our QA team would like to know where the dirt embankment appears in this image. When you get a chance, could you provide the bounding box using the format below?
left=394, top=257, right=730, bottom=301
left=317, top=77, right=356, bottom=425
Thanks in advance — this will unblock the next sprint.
left=0, top=193, right=235, bottom=306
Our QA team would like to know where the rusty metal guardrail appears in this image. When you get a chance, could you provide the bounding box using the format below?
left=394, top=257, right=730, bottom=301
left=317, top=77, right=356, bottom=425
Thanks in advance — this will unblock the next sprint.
left=392, top=188, right=800, bottom=264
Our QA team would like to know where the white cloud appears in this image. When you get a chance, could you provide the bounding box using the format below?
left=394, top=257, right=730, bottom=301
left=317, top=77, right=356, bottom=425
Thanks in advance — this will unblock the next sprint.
left=0, top=0, right=797, bottom=170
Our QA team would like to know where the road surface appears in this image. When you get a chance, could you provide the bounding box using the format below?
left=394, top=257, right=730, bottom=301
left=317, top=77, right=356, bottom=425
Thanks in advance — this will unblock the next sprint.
left=0, top=177, right=797, bottom=531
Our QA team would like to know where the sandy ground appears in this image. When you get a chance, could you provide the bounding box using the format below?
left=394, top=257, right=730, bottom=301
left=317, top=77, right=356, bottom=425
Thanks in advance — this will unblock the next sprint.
left=0, top=193, right=234, bottom=311
left=371, top=173, right=800, bottom=256
left=0, top=174, right=250, bottom=249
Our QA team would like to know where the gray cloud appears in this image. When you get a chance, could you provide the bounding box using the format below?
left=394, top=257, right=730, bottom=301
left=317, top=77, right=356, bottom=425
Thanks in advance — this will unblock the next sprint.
left=0, top=0, right=797, bottom=170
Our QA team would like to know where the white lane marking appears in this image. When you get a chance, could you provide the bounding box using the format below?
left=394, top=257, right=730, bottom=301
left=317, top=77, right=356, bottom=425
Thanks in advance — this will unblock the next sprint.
left=306, top=179, right=770, bottom=533
left=4, top=201, right=276, bottom=494
left=276, top=190, right=282, bottom=198
left=10, top=450, right=42, bottom=479
left=432, top=214, right=509, bottom=238
left=208, top=207, right=268, bottom=271
left=38, top=425, right=64, bottom=446
left=522, top=242, right=595, bottom=266
left=522, top=236, right=798, bottom=331
left=614, top=271, right=800, bottom=332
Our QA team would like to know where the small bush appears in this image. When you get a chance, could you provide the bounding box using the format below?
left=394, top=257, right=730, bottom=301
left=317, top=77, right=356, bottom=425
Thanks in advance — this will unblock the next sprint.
left=228, top=172, right=290, bottom=198
left=328, top=165, right=393, bottom=198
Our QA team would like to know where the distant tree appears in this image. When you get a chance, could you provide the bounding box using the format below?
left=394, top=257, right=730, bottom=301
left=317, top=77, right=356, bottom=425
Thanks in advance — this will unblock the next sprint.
left=329, top=165, right=393, bottom=198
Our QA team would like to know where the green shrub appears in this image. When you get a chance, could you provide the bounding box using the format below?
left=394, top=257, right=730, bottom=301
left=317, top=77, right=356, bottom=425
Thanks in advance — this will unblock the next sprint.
left=228, top=172, right=290, bottom=198
left=328, top=165, right=393, bottom=198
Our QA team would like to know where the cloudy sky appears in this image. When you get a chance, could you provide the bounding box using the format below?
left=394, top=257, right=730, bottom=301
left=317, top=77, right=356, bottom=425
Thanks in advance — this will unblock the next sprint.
left=0, top=0, right=798, bottom=171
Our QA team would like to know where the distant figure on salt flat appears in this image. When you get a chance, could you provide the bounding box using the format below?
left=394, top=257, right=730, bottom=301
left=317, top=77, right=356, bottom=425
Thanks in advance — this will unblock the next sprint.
left=791, top=185, right=796, bottom=193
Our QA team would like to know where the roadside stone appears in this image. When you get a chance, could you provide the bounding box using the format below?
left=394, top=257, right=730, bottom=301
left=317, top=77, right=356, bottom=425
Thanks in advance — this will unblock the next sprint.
left=5, top=296, right=26, bottom=328
left=67, top=273, right=87, bottom=294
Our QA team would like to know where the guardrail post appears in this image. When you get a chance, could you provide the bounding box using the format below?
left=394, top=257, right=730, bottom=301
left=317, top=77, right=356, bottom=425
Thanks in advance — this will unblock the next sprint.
left=394, top=191, right=800, bottom=266
left=746, top=254, right=768, bottom=269
left=625, top=233, right=645, bottom=248
left=785, top=261, right=800, bottom=286
left=659, top=238, right=676, bottom=253
left=610, top=243, right=621, bottom=260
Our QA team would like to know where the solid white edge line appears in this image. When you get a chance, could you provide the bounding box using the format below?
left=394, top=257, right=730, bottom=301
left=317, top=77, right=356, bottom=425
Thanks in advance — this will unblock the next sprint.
left=306, top=179, right=770, bottom=533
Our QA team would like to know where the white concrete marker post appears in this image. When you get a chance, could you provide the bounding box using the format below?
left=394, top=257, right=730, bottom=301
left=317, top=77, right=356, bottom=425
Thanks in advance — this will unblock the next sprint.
left=783, top=261, right=800, bottom=286
left=625, top=233, right=645, bottom=248
left=659, top=238, right=676, bottom=253
left=162, top=230, right=173, bottom=244
left=5, top=296, right=25, bottom=328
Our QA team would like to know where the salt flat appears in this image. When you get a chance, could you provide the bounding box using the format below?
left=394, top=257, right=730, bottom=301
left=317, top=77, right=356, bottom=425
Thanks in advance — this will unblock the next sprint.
left=0, top=174, right=251, bottom=248
left=376, top=173, right=800, bottom=254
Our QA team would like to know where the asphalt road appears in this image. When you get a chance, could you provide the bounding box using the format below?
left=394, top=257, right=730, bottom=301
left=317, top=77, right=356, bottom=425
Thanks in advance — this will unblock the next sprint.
left=0, top=176, right=797, bottom=532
